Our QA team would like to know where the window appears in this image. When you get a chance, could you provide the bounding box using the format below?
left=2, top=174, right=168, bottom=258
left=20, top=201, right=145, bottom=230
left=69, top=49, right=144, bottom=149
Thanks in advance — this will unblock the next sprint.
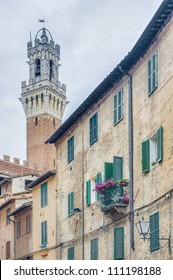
left=68, top=191, right=74, bottom=216
left=67, top=136, right=74, bottom=163
left=0, top=186, right=1, bottom=196
left=35, top=58, right=41, bottom=77
left=148, top=52, right=158, bottom=96
left=114, top=88, right=123, bottom=125
left=150, top=212, right=160, bottom=252
left=41, top=221, right=47, bottom=247
left=90, top=238, right=98, bottom=260
left=114, top=227, right=124, bottom=259
left=16, top=220, right=21, bottom=238
left=90, top=113, right=98, bottom=145
left=40, top=182, right=48, bottom=207
left=53, top=118, right=55, bottom=127
left=49, top=60, right=54, bottom=81
left=68, top=247, right=74, bottom=260
left=142, top=126, right=163, bottom=173
left=86, top=180, right=91, bottom=206
left=104, top=156, right=123, bottom=181
left=35, top=117, right=38, bottom=126
left=26, top=215, right=31, bottom=233
left=6, top=241, right=10, bottom=259
left=96, top=172, right=102, bottom=200
left=6, top=208, right=11, bottom=225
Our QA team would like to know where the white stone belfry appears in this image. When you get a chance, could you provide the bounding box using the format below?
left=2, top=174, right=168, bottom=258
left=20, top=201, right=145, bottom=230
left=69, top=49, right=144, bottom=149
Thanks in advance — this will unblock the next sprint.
left=20, top=27, right=66, bottom=120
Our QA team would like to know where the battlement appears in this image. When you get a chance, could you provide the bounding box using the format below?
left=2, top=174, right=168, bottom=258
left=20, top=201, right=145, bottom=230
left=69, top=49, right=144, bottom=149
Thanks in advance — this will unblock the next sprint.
left=21, top=80, right=66, bottom=96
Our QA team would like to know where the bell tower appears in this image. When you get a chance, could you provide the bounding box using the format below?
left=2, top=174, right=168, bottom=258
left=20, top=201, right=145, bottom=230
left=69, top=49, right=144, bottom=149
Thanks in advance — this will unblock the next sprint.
left=20, top=27, right=66, bottom=172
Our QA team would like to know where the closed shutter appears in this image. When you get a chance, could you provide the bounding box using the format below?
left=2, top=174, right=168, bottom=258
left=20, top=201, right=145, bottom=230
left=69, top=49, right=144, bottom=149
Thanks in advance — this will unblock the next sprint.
left=96, top=173, right=102, bottom=200
left=68, top=136, right=74, bottom=163
left=68, top=247, right=74, bottom=260
left=104, top=162, right=113, bottom=180
left=41, top=221, right=47, bottom=246
left=113, top=156, right=123, bottom=180
left=91, top=238, right=98, bottom=260
left=68, top=192, right=74, bottom=216
left=114, top=227, right=124, bottom=260
left=150, top=212, right=160, bottom=252
left=90, top=113, right=98, bottom=145
left=6, top=241, right=11, bottom=259
left=148, top=53, right=158, bottom=96
left=156, top=126, right=163, bottom=162
left=41, top=182, right=48, bottom=207
left=86, top=180, right=91, bottom=206
left=142, top=139, right=150, bottom=173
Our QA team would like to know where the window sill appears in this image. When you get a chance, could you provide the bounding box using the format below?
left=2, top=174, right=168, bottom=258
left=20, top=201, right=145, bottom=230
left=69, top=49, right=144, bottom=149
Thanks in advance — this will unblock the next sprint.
left=114, top=117, right=123, bottom=127
left=148, top=86, right=158, bottom=97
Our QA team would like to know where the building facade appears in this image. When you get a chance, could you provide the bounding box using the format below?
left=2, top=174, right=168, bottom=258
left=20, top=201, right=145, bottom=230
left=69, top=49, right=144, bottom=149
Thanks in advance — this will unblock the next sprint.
left=46, top=0, right=173, bottom=260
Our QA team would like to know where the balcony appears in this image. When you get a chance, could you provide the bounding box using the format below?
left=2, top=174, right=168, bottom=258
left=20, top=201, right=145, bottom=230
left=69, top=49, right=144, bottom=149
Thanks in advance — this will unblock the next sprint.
left=94, top=178, right=129, bottom=219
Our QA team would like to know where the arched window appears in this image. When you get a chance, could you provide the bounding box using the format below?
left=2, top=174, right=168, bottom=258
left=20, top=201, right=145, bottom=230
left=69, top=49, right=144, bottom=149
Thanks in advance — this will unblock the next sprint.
left=49, top=60, right=54, bottom=81
left=26, top=98, right=28, bottom=104
left=31, top=97, right=33, bottom=106
left=35, top=58, right=41, bottom=77
left=36, top=95, right=38, bottom=105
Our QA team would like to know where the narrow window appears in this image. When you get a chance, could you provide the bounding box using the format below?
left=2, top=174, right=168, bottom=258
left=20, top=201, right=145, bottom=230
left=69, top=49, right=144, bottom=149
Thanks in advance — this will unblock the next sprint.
left=35, top=117, right=38, bottom=126
left=68, top=247, right=74, bottom=260
left=68, top=191, right=74, bottom=216
left=6, top=208, right=11, bottom=225
left=41, top=221, right=47, bottom=247
left=40, top=182, right=48, bottom=207
left=49, top=60, right=54, bottom=81
left=90, top=238, right=98, bottom=260
left=90, top=113, right=98, bottom=145
left=53, top=118, right=55, bottom=127
left=67, top=136, right=74, bottom=163
left=6, top=241, right=11, bottom=259
left=35, top=58, right=41, bottom=77
left=26, top=215, right=31, bottom=233
left=148, top=52, right=158, bottom=96
left=36, top=95, right=38, bottom=105
left=150, top=212, right=160, bottom=252
left=114, top=88, right=123, bottom=125
left=16, top=220, right=21, bottom=237
left=114, top=227, right=124, bottom=259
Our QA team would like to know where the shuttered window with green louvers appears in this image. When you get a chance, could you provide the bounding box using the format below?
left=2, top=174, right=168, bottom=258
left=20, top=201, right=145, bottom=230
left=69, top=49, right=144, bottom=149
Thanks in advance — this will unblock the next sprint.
left=156, top=126, right=163, bottom=162
left=86, top=180, right=91, bottom=206
left=41, top=221, right=47, bottom=246
left=67, top=136, right=74, bottom=163
left=142, top=139, right=150, bottom=173
left=90, top=113, right=98, bottom=145
left=90, top=238, right=98, bottom=260
left=68, top=191, right=74, bottom=216
left=114, top=227, right=124, bottom=259
left=148, top=52, right=158, bottom=96
left=68, top=247, right=74, bottom=260
left=96, top=172, right=102, bottom=200
left=150, top=212, right=160, bottom=252
left=113, top=156, right=123, bottom=180
left=104, top=162, right=113, bottom=181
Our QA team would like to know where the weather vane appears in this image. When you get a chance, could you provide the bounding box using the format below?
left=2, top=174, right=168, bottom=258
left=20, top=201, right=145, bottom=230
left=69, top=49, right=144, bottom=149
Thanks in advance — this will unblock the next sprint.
left=38, top=19, right=49, bottom=28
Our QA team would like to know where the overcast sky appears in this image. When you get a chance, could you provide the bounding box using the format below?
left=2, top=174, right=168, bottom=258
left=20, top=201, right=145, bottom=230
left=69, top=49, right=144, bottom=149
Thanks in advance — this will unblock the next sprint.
left=0, top=0, right=163, bottom=162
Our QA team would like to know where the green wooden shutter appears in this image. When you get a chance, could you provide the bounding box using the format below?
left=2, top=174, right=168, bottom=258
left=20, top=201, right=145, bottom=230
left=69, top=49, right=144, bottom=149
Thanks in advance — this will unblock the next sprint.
left=156, top=126, right=163, bottom=163
left=148, top=58, right=152, bottom=95
left=113, top=156, right=123, bottom=180
left=68, top=192, right=74, bottom=216
left=150, top=212, right=160, bottom=252
left=142, top=139, right=150, bottom=173
left=68, top=136, right=74, bottom=163
left=148, top=53, right=158, bottom=96
left=68, top=247, right=74, bottom=260
left=114, top=227, right=124, bottom=260
left=91, top=238, right=98, bottom=260
left=104, top=162, right=113, bottom=180
left=90, top=113, right=98, bottom=145
left=86, top=180, right=91, bottom=206
left=96, top=172, right=102, bottom=200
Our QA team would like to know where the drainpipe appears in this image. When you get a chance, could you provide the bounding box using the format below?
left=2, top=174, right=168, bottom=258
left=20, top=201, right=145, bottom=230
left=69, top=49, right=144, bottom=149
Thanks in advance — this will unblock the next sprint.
left=128, top=74, right=135, bottom=255
left=8, top=217, right=16, bottom=259
left=81, top=130, right=85, bottom=260
left=119, top=66, right=134, bottom=257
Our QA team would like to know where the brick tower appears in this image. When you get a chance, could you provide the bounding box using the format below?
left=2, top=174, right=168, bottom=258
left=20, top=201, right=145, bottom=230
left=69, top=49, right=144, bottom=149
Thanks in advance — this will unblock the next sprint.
left=20, top=27, right=66, bottom=172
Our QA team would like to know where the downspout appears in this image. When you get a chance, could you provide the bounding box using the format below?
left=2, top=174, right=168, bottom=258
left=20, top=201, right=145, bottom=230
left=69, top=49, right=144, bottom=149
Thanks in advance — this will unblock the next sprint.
left=81, top=130, right=85, bottom=260
left=119, top=66, right=134, bottom=257
left=8, top=217, right=16, bottom=259
left=128, top=74, right=135, bottom=255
